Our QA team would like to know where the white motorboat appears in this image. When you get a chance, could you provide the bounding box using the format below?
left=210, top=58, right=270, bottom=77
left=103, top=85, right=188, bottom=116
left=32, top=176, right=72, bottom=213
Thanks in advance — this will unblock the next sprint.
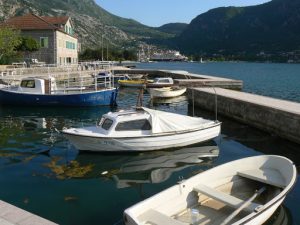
left=123, top=155, right=297, bottom=225
left=148, top=87, right=186, bottom=98
left=146, top=77, right=174, bottom=88
left=62, top=107, right=221, bottom=152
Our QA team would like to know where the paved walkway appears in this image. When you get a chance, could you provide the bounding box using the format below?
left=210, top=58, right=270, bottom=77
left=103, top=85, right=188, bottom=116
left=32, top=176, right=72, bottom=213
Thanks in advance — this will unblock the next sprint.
left=0, top=200, right=57, bottom=225
left=196, top=87, right=300, bottom=115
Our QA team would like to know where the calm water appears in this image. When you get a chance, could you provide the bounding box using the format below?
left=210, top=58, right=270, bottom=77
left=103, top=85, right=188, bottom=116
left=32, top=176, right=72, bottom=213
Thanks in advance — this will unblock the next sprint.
left=138, top=61, right=300, bottom=102
left=0, top=62, right=299, bottom=225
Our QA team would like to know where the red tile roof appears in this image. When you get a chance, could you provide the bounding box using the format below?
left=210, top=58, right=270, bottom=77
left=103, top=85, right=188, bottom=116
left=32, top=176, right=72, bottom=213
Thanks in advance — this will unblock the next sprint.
left=4, top=13, right=69, bottom=30
left=41, top=16, right=69, bottom=26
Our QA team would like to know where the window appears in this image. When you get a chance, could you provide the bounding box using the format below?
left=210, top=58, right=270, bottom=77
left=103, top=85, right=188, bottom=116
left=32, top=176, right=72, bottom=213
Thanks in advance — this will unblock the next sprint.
left=101, top=118, right=113, bottom=130
left=66, top=41, right=76, bottom=50
left=20, top=80, right=35, bottom=88
left=158, top=79, right=170, bottom=83
left=115, top=119, right=151, bottom=131
left=40, top=37, right=48, bottom=48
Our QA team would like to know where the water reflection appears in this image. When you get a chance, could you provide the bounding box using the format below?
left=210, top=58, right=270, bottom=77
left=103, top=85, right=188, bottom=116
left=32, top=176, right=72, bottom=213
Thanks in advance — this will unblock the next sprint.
left=0, top=105, right=111, bottom=154
left=43, top=144, right=219, bottom=188
left=150, top=95, right=187, bottom=106
left=0, top=95, right=298, bottom=225
left=264, top=205, right=292, bottom=225
left=188, top=105, right=300, bottom=167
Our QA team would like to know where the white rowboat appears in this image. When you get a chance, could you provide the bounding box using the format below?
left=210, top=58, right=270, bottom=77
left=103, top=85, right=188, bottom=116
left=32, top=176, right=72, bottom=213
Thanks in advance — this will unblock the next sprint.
left=124, top=155, right=296, bottom=225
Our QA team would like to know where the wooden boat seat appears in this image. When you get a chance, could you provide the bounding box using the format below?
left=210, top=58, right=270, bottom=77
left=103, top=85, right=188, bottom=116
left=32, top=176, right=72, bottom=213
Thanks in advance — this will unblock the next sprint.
left=194, top=184, right=261, bottom=212
left=138, top=209, right=185, bottom=225
left=237, top=168, right=286, bottom=188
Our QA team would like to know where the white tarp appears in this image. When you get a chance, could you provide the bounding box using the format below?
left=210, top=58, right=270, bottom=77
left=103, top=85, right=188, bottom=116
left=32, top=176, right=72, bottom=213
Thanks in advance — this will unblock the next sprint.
left=142, top=107, right=215, bottom=134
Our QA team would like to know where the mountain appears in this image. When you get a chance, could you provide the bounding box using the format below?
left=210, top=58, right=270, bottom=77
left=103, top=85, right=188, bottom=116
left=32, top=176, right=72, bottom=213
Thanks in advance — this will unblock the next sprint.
left=174, top=0, right=300, bottom=55
left=157, top=23, right=188, bottom=35
left=0, top=0, right=172, bottom=49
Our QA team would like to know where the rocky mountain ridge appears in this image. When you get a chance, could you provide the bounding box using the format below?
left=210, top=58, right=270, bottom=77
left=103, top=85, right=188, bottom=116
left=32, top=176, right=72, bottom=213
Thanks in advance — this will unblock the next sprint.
left=0, top=0, right=171, bottom=49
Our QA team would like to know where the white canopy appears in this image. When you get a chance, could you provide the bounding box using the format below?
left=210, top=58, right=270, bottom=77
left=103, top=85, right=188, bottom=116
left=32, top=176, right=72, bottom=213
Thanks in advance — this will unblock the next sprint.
left=142, top=107, right=215, bottom=134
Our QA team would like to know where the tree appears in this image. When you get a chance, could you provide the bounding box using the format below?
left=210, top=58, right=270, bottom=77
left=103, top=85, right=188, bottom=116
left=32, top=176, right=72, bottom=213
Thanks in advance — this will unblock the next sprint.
left=0, top=26, right=21, bottom=62
left=16, top=36, right=40, bottom=52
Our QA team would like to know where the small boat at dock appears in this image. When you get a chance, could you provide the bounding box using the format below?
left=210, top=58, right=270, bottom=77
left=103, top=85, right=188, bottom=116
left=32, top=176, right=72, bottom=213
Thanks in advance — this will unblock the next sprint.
left=63, top=107, right=221, bottom=152
left=0, top=76, right=118, bottom=106
left=123, top=155, right=296, bottom=225
left=148, top=86, right=186, bottom=99
left=146, top=77, right=174, bottom=88
left=118, top=77, right=174, bottom=88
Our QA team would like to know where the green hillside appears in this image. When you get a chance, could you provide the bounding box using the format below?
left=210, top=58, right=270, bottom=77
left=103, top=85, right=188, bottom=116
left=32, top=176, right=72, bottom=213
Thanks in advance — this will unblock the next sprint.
left=157, top=23, right=188, bottom=35
left=0, top=0, right=171, bottom=49
left=174, top=0, right=300, bottom=56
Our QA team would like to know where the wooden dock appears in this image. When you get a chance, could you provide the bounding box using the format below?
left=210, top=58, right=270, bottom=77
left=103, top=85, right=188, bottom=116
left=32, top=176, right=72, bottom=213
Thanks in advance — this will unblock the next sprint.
left=0, top=200, right=57, bottom=225
left=187, top=87, right=300, bottom=144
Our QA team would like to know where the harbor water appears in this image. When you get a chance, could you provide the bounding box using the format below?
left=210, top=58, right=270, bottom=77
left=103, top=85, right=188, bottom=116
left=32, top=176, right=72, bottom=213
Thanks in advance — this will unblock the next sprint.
left=0, top=62, right=299, bottom=225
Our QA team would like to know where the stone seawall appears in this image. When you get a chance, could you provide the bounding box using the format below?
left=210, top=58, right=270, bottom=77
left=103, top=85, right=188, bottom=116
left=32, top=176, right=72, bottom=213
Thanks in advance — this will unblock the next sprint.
left=188, top=87, right=300, bottom=144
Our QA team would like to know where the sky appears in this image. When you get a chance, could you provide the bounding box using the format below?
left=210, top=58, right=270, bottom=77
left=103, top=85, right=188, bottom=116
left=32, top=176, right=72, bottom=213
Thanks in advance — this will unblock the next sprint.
left=96, top=0, right=271, bottom=27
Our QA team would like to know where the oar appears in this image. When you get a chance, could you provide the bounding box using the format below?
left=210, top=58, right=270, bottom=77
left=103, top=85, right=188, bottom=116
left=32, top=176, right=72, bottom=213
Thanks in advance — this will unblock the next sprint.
left=220, top=186, right=266, bottom=225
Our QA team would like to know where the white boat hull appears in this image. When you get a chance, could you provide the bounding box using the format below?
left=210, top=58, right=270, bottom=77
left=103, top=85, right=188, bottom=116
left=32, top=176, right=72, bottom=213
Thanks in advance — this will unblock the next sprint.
left=124, top=155, right=297, bottom=225
left=241, top=199, right=284, bottom=225
left=149, top=87, right=186, bottom=98
left=64, top=123, right=220, bottom=152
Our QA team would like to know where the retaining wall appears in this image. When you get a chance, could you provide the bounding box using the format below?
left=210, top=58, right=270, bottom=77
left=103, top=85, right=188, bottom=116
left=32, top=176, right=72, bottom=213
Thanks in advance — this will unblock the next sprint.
left=188, top=87, right=300, bottom=144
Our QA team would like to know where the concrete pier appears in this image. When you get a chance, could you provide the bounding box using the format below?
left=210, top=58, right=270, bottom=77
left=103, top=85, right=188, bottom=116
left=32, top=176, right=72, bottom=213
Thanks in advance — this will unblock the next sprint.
left=187, top=87, right=300, bottom=144
left=0, top=64, right=243, bottom=90
left=114, top=69, right=243, bottom=90
left=0, top=200, right=57, bottom=225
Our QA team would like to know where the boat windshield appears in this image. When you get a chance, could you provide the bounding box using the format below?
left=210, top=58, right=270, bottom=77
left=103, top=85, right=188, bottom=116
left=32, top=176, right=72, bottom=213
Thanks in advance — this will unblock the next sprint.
left=154, top=78, right=171, bottom=84
left=20, top=80, right=35, bottom=88
left=101, top=118, right=114, bottom=130
left=115, top=119, right=151, bottom=131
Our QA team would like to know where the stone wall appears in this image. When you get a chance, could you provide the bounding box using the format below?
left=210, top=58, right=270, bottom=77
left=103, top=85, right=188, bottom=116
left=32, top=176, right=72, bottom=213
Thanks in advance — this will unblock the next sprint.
left=22, top=30, right=55, bottom=64
left=187, top=88, right=300, bottom=144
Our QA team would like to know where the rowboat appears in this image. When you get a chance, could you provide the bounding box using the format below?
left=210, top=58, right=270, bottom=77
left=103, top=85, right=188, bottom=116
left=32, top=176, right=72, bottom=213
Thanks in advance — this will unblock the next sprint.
left=63, top=107, right=221, bottom=152
left=0, top=76, right=118, bottom=106
left=124, top=155, right=296, bottom=225
left=148, top=87, right=186, bottom=98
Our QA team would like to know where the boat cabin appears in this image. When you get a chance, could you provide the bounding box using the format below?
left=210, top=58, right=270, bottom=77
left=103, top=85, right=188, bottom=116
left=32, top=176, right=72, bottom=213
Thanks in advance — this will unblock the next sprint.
left=153, top=77, right=173, bottom=85
left=17, top=77, right=57, bottom=94
left=98, top=109, right=152, bottom=136
left=96, top=107, right=212, bottom=137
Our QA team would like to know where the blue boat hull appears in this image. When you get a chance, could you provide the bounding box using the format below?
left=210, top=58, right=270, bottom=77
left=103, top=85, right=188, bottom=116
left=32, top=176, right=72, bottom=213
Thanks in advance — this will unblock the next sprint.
left=0, top=88, right=118, bottom=106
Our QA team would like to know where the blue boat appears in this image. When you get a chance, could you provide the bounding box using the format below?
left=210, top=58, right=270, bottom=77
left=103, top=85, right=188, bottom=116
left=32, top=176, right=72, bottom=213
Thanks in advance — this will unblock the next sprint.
left=0, top=76, right=118, bottom=106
